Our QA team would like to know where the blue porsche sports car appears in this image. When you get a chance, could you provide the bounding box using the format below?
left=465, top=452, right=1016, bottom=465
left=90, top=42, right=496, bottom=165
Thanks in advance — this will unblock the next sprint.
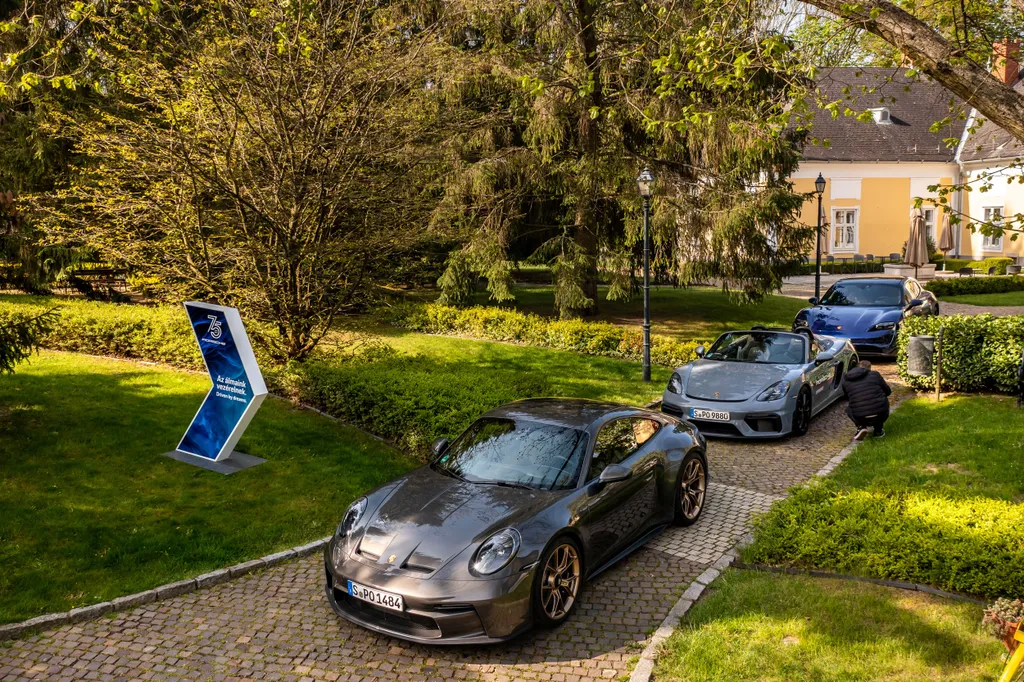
left=792, top=276, right=938, bottom=357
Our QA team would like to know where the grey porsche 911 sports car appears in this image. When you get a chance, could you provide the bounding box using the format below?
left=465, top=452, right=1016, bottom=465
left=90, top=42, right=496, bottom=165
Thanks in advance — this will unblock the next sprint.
left=324, top=399, right=708, bottom=644
left=661, top=329, right=858, bottom=438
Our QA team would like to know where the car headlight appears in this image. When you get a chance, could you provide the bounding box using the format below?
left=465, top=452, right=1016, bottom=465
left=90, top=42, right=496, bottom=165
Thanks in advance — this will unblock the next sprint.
left=756, top=380, right=791, bottom=402
left=869, top=321, right=896, bottom=332
left=471, top=528, right=521, bottom=575
left=337, top=497, right=367, bottom=538
left=667, top=372, right=683, bottom=394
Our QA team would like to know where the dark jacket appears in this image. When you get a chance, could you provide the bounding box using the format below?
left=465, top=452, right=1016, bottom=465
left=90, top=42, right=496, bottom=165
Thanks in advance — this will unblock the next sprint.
left=842, top=367, right=892, bottom=418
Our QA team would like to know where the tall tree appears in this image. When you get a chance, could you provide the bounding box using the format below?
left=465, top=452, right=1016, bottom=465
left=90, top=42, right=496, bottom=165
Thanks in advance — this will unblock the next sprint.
left=434, top=0, right=813, bottom=316
left=38, top=0, right=458, bottom=360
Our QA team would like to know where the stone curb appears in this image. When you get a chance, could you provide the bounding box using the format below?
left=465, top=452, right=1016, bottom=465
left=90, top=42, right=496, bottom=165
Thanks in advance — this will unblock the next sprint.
left=732, top=562, right=987, bottom=605
left=0, top=536, right=331, bottom=642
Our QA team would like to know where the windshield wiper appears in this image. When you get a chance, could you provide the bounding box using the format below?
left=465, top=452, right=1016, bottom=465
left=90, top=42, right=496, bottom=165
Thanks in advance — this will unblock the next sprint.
left=431, top=462, right=467, bottom=482
left=471, top=479, right=535, bottom=490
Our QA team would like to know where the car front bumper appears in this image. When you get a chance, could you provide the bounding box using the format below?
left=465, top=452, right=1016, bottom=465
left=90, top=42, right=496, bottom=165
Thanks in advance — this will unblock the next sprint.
left=661, top=391, right=798, bottom=439
left=323, top=541, right=536, bottom=645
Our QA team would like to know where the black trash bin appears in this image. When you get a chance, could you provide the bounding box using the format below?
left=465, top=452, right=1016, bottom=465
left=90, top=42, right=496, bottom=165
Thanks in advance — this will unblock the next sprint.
left=907, top=335, right=935, bottom=377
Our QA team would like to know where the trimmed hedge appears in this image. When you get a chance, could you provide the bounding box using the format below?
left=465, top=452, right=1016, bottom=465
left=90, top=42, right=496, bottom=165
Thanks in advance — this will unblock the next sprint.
left=379, top=303, right=705, bottom=367
left=897, top=314, right=1024, bottom=393
left=933, top=256, right=1015, bottom=275
left=925, top=274, right=1024, bottom=297
left=796, top=262, right=884, bottom=275
left=286, top=355, right=551, bottom=454
left=0, top=296, right=204, bottom=370
left=746, top=480, right=1024, bottom=599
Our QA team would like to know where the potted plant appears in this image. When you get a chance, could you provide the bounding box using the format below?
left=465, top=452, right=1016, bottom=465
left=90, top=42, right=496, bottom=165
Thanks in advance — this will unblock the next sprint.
left=983, top=598, right=1024, bottom=654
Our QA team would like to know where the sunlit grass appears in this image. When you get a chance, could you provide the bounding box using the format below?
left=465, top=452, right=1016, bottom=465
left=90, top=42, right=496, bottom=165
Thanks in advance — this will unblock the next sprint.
left=943, top=291, right=1024, bottom=306
left=656, top=570, right=1002, bottom=682
left=0, top=351, right=415, bottom=623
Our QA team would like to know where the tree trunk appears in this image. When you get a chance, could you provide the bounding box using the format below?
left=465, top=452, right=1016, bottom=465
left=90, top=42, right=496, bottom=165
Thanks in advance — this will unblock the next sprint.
left=574, top=0, right=602, bottom=316
left=803, top=0, right=1024, bottom=143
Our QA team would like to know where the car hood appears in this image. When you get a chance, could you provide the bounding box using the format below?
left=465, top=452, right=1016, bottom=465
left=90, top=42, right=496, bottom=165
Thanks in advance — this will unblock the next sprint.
left=804, top=306, right=901, bottom=335
left=355, top=467, right=549, bottom=574
left=685, top=359, right=793, bottom=401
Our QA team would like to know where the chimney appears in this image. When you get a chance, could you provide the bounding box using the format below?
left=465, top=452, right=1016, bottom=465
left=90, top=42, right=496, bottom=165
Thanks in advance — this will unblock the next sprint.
left=992, top=39, right=1020, bottom=85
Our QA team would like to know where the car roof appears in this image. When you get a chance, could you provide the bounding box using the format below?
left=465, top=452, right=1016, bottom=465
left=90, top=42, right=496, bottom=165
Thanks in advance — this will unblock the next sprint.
left=483, top=398, right=639, bottom=429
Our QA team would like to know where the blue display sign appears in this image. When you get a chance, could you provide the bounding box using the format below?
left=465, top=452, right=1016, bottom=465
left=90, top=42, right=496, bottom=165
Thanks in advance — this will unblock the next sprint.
left=176, top=302, right=267, bottom=461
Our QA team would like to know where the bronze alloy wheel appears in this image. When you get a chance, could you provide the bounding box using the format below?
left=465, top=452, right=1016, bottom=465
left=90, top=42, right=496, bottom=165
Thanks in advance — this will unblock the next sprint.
left=679, top=458, right=706, bottom=520
left=540, top=543, right=580, bottom=620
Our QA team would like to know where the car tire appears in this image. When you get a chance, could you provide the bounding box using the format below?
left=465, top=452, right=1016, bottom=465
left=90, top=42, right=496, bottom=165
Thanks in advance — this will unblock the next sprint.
left=791, top=387, right=812, bottom=437
left=532, top=536, right=583, bottom=629
left=673, top=451, right=707, bottom=527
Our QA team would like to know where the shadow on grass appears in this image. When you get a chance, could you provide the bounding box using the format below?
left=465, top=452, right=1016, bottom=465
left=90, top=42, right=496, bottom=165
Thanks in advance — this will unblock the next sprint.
left=0, top=352, right=413, bottom=623
left=656, top=570, right=1002, bottom=682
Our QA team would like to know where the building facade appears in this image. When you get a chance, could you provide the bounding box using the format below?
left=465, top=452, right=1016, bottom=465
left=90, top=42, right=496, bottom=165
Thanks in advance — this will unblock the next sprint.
left=794, top=56, right=1023, bottom=264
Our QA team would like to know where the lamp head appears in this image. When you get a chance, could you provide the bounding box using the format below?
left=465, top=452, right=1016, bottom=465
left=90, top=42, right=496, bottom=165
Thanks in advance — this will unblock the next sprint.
left=814, top=173, right=826, bottom=195
left=636, top=166, right=655, bottom=197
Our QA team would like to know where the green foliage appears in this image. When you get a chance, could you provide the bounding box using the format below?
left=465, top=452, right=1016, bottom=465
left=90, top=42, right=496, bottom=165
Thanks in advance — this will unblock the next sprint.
left=0, top=306, right=58, bottom=373
left=380, top=302, right=705, bottom=368
left=0, top=295, right=202, bottom=370
left=926, top=272, right=1024, bottom=296
left=288, top=356, right=551, bottom=455
left=796, top=261, right=885, bottom=275
left=898, top=313, right=1024, bottom=392
left=746, top=395, right=1024, bottom=600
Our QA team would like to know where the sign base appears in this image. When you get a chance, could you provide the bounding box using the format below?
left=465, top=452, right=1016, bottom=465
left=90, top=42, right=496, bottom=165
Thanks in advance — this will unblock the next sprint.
left=161, top=450, right=266, bottom=475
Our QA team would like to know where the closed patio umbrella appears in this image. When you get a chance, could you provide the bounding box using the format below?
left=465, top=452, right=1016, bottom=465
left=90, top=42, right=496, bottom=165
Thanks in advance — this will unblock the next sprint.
left=937, top=212, right=955, bottom=270
left=906, top=207, right=929, bottom=278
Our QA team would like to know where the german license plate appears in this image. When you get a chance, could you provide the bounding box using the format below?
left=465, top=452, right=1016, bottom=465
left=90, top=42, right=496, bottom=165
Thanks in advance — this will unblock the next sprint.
left=347, top=580, right=404, bottom=612
left=690, top=408, right=730, bottom=422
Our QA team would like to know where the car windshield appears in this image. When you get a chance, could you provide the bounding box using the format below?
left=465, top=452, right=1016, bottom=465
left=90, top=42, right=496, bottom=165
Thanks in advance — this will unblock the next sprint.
left=705, top=332, right=805, bottom=364
left=432, top=417, right=589, bottom=491
left=819, top=281, right=901, bottom=307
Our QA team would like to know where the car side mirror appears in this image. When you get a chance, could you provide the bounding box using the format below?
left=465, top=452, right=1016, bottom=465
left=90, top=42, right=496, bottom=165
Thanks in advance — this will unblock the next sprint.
left=814, top=352, right=835, bottom=366
left=431, top=437, right=450, bottom=459
left=598, top=464, right=632, bottom=485
left=695, top=345, right=706, bottom=358
left=808, top=296, right=819, bottom=305
left=907, top=298, right=923, bottom=309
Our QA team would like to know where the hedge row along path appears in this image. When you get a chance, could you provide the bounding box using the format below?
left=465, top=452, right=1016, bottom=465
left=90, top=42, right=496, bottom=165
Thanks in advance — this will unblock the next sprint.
left=0, top=366, right=909, bottom=682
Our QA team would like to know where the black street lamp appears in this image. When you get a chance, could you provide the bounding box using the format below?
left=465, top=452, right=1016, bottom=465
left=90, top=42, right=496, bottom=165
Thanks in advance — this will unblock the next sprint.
left=636, top=166, right=655, bottom=382
left=814, top=173, right=826, bottom=301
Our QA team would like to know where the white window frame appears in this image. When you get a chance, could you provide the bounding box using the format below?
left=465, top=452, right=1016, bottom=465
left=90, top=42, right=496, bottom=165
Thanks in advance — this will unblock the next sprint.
left=982, top=206, right=1004, bottom=252
left=831, top=207, right=859, bottom=253
left=922, top=207, right=937, bottom=245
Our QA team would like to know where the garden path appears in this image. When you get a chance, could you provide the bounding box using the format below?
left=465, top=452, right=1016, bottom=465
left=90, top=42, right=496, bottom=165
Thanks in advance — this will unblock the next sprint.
left=0, top=368, right=906, bottom=682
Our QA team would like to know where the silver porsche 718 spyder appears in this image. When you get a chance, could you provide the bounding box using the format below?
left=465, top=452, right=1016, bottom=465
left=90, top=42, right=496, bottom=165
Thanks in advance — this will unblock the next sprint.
left=324, top=399, right=708, bottom=644
left=661, top=328, right=858, bottom=438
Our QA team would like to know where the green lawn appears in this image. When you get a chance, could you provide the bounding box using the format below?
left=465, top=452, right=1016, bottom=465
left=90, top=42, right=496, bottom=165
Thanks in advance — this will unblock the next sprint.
left=0, top=351, right=415, bottom=624
left=377, top=328, right=669, bottom=405
left=943, top=291, right=1024, bottom=306
left=746, top=395, right=1024, bottom=598
left=465, top=286, right=807, bottom=341
left=656, top=570, right=1002, bottom=682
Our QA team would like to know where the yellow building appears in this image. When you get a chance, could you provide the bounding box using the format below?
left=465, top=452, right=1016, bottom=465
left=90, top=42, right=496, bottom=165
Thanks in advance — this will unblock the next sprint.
left=794, top=61, right=1023, bottom=266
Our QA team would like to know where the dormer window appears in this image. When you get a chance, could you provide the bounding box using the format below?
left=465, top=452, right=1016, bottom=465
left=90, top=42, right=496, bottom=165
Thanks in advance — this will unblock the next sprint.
left=869, top=107, right=892, bottom=124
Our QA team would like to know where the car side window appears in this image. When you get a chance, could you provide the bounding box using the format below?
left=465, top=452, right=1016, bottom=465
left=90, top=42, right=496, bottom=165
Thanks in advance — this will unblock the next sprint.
left=589, top=418, right=648, bottom=481
left=903, top=284, right=914, bottom=305
left=909, top=280, right=922, bottom=298
left=632, top=418, right=660, bottom=446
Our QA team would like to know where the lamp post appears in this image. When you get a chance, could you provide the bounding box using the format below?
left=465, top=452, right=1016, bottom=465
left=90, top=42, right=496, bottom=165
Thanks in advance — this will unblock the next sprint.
left=636, top=166, right=655, bottom=382
left=814, top=173, right=826, bottom=301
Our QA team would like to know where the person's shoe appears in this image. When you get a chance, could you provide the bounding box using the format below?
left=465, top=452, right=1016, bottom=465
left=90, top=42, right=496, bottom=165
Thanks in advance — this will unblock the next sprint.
left=853, top=428, right=869, bottom=441
left=874, top=429, right=885, bottom=438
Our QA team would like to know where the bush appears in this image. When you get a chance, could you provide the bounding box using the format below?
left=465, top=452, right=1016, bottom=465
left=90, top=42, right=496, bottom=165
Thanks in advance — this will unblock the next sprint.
left=284, top=354, right=551, bottom=455
left=746, top=480, right=1024, bottom=599
left=796, top=261, right=885, bottom=275
left=933, top=257, right=1015, bottom=275
left=379, top=302, right=705, bottom=367
left=0, top=296, right=204, bottom=370
left=898, top=314, right=1024, bottom=392
left=925, top=273, right=1024, bottom=297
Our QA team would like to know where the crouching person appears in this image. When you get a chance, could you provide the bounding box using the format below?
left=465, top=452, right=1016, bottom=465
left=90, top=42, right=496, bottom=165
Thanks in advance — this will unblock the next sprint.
left=841, top=360, right=892, bottom=441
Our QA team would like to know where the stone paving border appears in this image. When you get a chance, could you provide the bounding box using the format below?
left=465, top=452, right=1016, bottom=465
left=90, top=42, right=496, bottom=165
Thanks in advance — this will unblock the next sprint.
left=731, top=563, right=986, bottom=605
left=0, top=537, right=330, bottom=642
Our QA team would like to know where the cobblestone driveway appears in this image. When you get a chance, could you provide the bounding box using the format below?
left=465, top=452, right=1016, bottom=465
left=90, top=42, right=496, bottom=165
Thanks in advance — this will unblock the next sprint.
left=0, top=390, right=888, bottom=682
